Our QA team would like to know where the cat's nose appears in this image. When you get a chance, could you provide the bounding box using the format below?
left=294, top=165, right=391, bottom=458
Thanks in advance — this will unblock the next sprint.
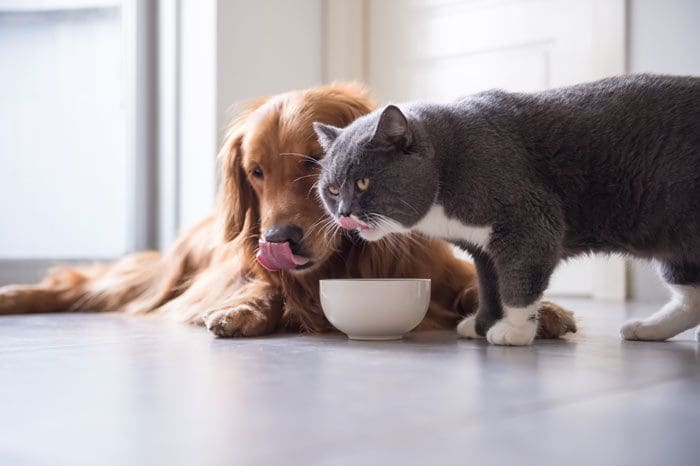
left=338, top=200, right=351, bottom=218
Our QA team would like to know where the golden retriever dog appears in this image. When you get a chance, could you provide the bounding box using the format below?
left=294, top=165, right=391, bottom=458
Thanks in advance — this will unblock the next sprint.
left=0, top=83, right=575, bottom=338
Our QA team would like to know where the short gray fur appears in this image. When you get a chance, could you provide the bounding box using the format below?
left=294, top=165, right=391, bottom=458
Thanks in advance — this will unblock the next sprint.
left=314, top=74, right=700, bottom=337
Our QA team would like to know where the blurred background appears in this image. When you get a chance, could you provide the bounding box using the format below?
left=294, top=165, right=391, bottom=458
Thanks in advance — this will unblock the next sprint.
left=0, top=0, right=698, bottom=302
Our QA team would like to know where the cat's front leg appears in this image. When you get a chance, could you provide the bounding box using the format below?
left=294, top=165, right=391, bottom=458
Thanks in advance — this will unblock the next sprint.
left=456, top=245, right=502, bottom=339
left=487, top=239, right=559, bottom=346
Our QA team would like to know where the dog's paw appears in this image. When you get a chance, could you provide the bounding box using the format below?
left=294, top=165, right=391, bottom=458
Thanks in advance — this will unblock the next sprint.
left=486, top=318, right=537, bottom=346
left=620, top=319, right=669, bottom=341
left=456, top=315, right=483, bottom=339
left=204, top=304, right=270, bottom=338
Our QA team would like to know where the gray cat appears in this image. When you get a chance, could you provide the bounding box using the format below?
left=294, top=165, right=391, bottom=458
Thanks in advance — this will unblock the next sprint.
left=313, top=74, right=700, bottom=346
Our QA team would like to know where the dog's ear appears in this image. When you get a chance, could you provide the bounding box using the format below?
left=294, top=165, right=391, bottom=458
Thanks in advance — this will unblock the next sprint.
left=216, top=131, right=257, bottom=243
left=216, top=98, right=268, bottom=243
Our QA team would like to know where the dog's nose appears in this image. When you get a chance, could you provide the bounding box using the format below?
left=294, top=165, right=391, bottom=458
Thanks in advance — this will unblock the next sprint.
left=263, top=224, right=304, bottom=247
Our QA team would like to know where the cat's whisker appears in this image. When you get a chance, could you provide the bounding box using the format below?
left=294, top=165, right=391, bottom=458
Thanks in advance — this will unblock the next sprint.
left=370, top=214, right=403, bottom=260
left=400, top=232, right=432, bottom=258
left=398, top=198, right=420, bottom=215
left=303, top=215, right=332, bottom=242
left=319, top=218, right=342, bottom=247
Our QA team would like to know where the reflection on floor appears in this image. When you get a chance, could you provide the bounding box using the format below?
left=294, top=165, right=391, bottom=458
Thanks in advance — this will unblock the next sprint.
left=0, top=299, right=698, bottom=466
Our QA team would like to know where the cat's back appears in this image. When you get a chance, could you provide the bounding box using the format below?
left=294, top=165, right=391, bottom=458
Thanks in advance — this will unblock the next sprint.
left=536, top=74, right=699, bottom=120
left=452, top=74, right=700, bottom=172
left=537, top=75, right=700, bottom=256
left=543, top=73, right=698, bottom=99
left=450, top=74, right=699, bottom=126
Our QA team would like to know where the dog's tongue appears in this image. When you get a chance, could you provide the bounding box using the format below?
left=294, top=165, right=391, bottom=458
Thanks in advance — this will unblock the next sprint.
left=257, top=240, right=310, bottom=271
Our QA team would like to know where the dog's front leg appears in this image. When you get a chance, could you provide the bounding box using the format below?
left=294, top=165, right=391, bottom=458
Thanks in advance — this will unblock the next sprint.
left=204, top=280, right=283, bottom=338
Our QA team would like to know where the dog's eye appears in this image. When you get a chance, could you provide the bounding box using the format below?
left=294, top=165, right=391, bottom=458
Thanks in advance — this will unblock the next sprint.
left=251, top=166, right=263, bottom=179
left=356, top=178, right=370, bottom=191
left=302, top=157, right=319, bottom=170
left=328, top=186, right=339, bottom=196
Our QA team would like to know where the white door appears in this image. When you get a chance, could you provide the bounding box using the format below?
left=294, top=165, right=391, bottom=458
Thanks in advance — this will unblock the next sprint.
left=328, top=0, right=627, bottom=299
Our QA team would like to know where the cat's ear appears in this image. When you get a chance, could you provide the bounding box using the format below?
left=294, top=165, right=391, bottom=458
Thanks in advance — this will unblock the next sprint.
left=313, top=122, right=342, bottom=153
left=372, top=105, right=412, bottom=149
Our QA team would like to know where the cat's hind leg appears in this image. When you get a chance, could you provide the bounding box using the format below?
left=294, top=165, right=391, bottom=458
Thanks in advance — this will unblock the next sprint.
left=621, top=262, right=700, bottom=341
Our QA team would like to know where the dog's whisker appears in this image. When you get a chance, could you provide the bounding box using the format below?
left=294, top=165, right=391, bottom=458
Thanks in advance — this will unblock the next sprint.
left=279, top=152, right=321, bottom=165
left=293, top=174, right=318, bottom=184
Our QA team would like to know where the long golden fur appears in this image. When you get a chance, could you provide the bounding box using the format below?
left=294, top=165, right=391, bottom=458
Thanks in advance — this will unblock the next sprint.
left=0, top=83, right=576, bottom=338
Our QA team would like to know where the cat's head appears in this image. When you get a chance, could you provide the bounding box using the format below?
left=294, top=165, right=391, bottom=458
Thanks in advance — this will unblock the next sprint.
left=313, top=105, right=438, bottom=242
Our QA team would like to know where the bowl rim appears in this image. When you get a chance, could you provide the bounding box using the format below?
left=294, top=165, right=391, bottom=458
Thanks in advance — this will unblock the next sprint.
left=320, top=278, right=431, bottom=283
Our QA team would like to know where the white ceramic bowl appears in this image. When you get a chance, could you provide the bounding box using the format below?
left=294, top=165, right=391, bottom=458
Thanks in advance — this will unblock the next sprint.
left=320, top=279, right=431, bottom=340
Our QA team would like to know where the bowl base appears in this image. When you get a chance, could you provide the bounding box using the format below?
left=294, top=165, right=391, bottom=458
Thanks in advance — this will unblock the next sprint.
left=347, top=335, right=403, bottom=341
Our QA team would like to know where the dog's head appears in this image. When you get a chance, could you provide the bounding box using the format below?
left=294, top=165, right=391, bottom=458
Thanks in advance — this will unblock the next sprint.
left=217, top=83, right=374, bottom=273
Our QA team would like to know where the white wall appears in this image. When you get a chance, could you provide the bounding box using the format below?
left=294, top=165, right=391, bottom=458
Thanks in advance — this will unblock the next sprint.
left=628, top=0, right=700, bottom=76
left=216, top=0, right=324, bottom=134
left=626, top=0, right=700, bottom=300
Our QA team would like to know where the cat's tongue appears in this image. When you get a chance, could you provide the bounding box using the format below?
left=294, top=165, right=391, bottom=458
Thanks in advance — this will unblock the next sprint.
left=338, top=216, right=369, bottom=231
left=257, top=240, right=310, bottom=271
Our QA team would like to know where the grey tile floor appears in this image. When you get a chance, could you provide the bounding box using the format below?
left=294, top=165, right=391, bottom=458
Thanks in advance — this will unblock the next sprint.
left=0, top=299, right=698, bottom=466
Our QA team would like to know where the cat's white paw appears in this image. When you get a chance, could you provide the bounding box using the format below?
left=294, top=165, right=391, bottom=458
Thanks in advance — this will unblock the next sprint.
left=622, top=289, right=700, bottom=341
left=621, top=319, right=675, bottom=341
left=696, top=326, right=700, bottom=342
left=486, top=318, right=536, bottom=346
left=621, top=319, right=653, bottom=341
left=456, top=315, right=483, bottom=339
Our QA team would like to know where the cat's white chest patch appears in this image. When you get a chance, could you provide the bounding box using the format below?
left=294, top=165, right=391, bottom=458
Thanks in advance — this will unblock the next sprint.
left=414, top=205, right=492, bottom=250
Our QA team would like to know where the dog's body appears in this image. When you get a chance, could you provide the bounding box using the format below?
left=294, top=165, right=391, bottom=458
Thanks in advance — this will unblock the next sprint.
left=0, top=84, right=575, bottom=338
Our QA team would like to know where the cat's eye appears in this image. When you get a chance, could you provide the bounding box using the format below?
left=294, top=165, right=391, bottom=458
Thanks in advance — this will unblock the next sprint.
left=251, top=166, right=263, bottom=179
left=328, top=186, right=339, bottom=196
left=356, top=178, right=370, bottom=191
